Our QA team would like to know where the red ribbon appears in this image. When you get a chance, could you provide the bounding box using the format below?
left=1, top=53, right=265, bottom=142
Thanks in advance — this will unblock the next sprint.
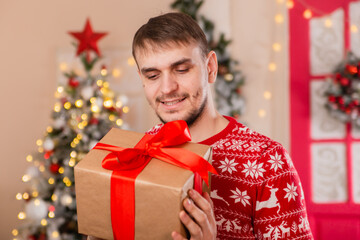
left=93, top=120, right=217, bottom=240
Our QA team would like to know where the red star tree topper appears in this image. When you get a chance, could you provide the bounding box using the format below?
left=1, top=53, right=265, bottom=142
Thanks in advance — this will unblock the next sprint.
left=69, top=19, right=107, bottom=61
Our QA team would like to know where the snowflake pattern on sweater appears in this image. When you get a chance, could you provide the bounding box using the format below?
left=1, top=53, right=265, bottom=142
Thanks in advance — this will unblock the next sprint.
left=147, top=116, right=313, bottom=240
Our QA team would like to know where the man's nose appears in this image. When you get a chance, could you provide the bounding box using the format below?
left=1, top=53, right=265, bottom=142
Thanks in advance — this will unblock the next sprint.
left=160, top=73, right=178, bottom=94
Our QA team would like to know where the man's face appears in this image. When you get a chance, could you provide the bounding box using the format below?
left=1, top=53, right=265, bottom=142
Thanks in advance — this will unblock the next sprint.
left=135, top=41, right=210, bottom=126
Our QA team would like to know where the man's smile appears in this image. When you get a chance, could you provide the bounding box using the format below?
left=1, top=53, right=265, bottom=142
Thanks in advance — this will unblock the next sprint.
left=160, top=97, right=187, bottom=106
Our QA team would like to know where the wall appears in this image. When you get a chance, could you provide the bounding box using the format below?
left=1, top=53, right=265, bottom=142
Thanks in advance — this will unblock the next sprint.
left=0, top=0, right=289, bottom=238
left=230, top=0, right=290, bottom=148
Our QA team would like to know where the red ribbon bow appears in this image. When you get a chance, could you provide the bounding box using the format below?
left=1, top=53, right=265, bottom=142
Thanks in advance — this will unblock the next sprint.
left=93, top=120, right=217, bottom=240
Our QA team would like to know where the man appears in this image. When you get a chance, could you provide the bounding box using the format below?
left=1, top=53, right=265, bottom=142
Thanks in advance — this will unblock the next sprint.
left=133, top=12, right=313, bottom=240
left=90, top=12, right=313, bottom=240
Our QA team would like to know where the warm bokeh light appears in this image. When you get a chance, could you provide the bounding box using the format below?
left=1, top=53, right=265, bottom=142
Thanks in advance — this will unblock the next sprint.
left=51, top=194, right=58, bottom=202
left=18, top=212, right=26, bottom=220
left=54, top=103, right=61, bottom=112
left=32, top=191, right=39, bottom=198
left=286, top=0, right=294, bottom=9
left=258, top=109, right=266, bottom=118
left=324, top=18, right=332, bottom=28
left=39, top=165, right=45, bottom=172
left=41, top=219, right=48, bottom=226
left=96, top=79, right=103, bottom=87
left=26, top=155, right=33, bottom=162
left=224, top=73, right=234, bottom=81
left=303, top=9, right=312, bottom=19
left=36, top=139, right=43, bottom=146
left=48, top=211, right=55, bottom=218
left=116, top=119, right=124, bottom=126
left=58, top=167, right=64, bottom=174
left=268, top=63, right=277, bottom=72
left=272, top=43, right=281, bottom=52
left=59, top=62, right=68, bottom=72
left=22, top=175, right=31, bottom=182
left=69, top=158, right=76, bottom=167
left=275, top=14, right=284, bottom=23
left=22, top=192, right=29, bottom=200
left=75, top=99, right=84, bottom=108
left=112, top=68, right=122, bottom=78
left=101, top=69, right=108, bottom=76
left=47, top=126, right=53, bottom=133
left=12, top=229, right=19, bottom=236
left=64, top=102, right=71, bottom=110
left=127, top=57, right=136, bottom=66
left=351, top=24, right=358, bottom=33
left=70, top=151, right=77, bottom=158
left=264, top=91, right=272, bottom=100
left=48, top=177, right=55, bottom=185
left=16, top=193, right=22, bottom=200
left=123, top=106, right=130, bottom=113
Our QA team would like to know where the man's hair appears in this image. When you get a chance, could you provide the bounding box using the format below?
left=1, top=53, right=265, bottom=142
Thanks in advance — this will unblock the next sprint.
left=132, top=12, right=208, bottom=61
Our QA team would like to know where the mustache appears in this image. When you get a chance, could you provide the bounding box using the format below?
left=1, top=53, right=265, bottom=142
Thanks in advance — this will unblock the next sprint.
left=156, top=93, right=190, bottom=102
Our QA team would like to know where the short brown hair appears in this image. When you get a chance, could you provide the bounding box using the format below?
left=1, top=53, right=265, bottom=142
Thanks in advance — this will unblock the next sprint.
left=132, top=12, right=208, bottom=61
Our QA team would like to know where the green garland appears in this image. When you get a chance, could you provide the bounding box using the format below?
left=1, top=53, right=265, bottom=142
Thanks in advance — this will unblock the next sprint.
left=171, top=0, right=245, bottom=119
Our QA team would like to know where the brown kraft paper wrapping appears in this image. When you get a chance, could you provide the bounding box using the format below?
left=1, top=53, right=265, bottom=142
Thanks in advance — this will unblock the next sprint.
left=75, top=128, right=212, bottom=240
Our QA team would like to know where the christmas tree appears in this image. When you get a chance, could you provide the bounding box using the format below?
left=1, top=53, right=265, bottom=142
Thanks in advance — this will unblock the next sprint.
left=12, top=19, right=129, bottom=240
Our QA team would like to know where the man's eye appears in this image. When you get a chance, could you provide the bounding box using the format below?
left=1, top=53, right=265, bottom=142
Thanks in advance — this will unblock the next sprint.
left=177, top=68, right=189, bottom=73
left=147, top=74, right=158, bottom=80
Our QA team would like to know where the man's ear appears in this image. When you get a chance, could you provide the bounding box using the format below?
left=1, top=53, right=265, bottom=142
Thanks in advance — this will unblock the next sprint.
left=206, top=51, right=218, bottom=84
left=136, top=69, right=146, bottom=88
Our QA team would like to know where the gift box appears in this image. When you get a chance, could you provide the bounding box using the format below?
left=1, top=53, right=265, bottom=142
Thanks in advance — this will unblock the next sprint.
left=75, top=121, right=214, bottom=240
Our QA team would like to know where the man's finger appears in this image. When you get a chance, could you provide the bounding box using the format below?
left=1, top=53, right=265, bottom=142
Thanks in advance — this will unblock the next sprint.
left=188, top=189, right=214, bottom=221
left=203, top=191, right=214, bottom=209
left=179, top=208, right=203, bottom=238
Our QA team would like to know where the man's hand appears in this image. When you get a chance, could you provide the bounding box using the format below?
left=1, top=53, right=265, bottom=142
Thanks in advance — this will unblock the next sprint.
left=171, top=189, right=216, bottom=240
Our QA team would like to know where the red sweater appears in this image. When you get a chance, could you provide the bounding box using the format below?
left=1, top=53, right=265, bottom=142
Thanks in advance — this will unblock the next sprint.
left=147, top=116, right=313, bottom=239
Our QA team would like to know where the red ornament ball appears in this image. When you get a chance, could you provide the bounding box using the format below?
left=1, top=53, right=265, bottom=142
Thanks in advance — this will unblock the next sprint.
left=27, top=235, right=36, bottom=240
left=337, top=96, right=345, bottom=105
left=340, top=77, right=349, bottom=86
left=90, top=118, right=99, bottom=125
left=49, top=163, right=60, bottom=174
left=44, top=151, right=53, bottom=160
left=328, top=95, right=336, bottom=103
left=346, top=64, right=358, bottom=75
left=68, top=77, right=79, bottom=88
left=345, top=106, right=353, bottom=114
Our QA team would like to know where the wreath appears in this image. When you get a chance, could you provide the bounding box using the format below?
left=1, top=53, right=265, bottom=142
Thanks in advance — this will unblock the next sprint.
left=324, top=52, right=360, bottom=128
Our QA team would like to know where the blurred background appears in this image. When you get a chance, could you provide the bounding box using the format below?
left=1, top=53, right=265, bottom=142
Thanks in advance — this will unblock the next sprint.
left=1, top=0, right=359, bottom=239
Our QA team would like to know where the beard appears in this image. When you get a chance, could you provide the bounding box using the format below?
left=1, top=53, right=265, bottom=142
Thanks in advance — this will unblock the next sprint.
left=155, top=91, right=207, bottom=128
